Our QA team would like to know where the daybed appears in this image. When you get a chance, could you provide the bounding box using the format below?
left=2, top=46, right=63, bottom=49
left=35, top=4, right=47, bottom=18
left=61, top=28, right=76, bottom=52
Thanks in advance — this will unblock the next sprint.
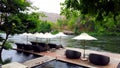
left=89, top=53, right=110, bottom=65
left=65, top=49, right=81, bottom=59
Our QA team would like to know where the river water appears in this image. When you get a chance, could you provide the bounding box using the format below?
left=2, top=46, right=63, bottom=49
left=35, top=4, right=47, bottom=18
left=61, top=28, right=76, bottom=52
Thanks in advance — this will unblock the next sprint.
left=1, top=33, right=120, bottom=53
left=50, top=35, right=120, bottom=54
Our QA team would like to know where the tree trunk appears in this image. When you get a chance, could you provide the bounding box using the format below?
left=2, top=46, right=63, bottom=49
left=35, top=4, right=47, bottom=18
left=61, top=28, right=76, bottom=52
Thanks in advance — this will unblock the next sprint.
left=0, top=33, right=9, bottom=59
left=0, top=54, right=3, bottom=64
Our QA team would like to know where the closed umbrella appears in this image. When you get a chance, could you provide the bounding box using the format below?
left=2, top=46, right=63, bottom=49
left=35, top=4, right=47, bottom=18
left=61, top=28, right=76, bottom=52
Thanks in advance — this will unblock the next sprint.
left=43, top=33, right=56, bottom=44
left=8, top=34, right=32, bottom=45
left=33, top=32, right=44, bottom=44
left=72, top=32, right=97, bottom=59
left=55, top=32, right=67, bottom=45
left=19, top=33, right=32, bottom=44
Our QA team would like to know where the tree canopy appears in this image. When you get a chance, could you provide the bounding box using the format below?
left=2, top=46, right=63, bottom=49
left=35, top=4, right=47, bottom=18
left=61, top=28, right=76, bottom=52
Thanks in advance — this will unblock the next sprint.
left=63, top=0, right=120, bottom=21
left=0, top=0, right=30, bottom=13
left=60, top=0, right=120, bottom=35
left=0, top=0, right=38, bottom=59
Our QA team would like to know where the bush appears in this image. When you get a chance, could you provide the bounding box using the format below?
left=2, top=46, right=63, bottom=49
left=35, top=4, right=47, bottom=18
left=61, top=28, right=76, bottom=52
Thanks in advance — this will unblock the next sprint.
left=37, top=21, right=52, bottom=33
left=3, top=42, right=13, bottom=50
left=51, top=30, right=59, bottom=34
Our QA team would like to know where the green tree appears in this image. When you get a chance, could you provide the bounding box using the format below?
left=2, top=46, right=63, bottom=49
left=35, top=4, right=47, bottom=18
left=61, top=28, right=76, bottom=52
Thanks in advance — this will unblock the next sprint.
left=60, top=4, right=93, bottom=34
left=57, top=19, right=65, bottom=31
left=64, top=0, right=120, bottom=21
left=36, top=21, right=52, bottom=33
left=60, top=5, right=80, bottom=31
left=61, top=0, right=120, bottom=35
left=0, top=0, right=37, bottom=60
left=17, top=12, right=40, bottom=33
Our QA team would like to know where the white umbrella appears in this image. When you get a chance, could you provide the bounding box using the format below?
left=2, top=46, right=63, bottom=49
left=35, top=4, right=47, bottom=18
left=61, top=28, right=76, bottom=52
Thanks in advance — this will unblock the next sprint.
left=43, top=33, right=55, bottom=39
left=7, top=34, right=23, bottom=42
left=43, top=33, right=56, bottom=44
left=8, top=37, right=32, bottom=45
left=19, top=33, right=32, bottom=44
left=8, top=33, right=32, bottom=45
left=33, top=32, right=44, bottom=43
left=72, top=32, right=97, bottom=59
left=55, top=32, right=67, bottom=45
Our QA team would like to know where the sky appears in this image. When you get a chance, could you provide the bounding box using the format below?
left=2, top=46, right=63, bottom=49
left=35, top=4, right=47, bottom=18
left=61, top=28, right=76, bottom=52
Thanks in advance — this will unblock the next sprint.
left=30, top=0, right=65, bottom=14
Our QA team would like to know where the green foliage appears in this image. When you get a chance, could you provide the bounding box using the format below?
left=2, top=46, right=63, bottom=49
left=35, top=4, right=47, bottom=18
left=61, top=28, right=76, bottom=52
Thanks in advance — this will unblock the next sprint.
left=64, top=0, right=120, bottom=21
left=3, top=42, right=13, bottom=50
left=60, top=7, right=81, bottom=31
left=67, top=11, right=80, bottom=30
left=74, top=26, right=80, bottom=34
left=36, top=21, right=52, bottom=33
left=0, top=0, right=31, bottom=13
left=0, top=0, right=32, bottom=34
left=57, top=19, right=67, bottom=31
left=0, top=0, right=39, bottom=56
left=51, top=30, right=59, bottom=34
left=0, top=14, right=21, bottom=34
left=17, top=12, right=40, bottom=33
left=0, top=12, right=40, bottom=34
left=0, top=37, right=4, bottom=41
left=2, top=58, right=11, bottom=64
left=60, top=0, right=120, bottom=35
left=0, top=58, right=11, bottom=64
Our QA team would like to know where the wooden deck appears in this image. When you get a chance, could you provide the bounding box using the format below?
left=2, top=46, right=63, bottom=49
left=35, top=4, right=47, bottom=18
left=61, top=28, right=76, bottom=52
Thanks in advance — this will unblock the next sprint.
left=23, top=56, right=55, bottom=68
left=2, top=62, right=27, bottom=68
left=15, top=47, right=120, bottom=68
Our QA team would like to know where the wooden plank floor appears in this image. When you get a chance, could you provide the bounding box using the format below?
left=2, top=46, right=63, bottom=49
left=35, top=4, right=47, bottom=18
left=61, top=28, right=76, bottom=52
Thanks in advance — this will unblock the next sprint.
left=23, top=56, right=55, bottom=68
left=15, top=47, right=120, bottom=68
left=38, top=47, right=120, bottom=68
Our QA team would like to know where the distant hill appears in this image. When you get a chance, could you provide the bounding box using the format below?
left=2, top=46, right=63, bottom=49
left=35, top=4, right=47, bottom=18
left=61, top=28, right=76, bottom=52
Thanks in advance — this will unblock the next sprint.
left=40, top=12, right=64, bottom=23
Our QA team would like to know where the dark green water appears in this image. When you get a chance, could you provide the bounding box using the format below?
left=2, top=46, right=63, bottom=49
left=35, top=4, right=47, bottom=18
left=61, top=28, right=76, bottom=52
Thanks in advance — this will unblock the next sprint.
left=32, top=60, right=89, bottom=68
left=59, top=35, right=120, bottom=54
left=0, top=50, right=40, bottom=65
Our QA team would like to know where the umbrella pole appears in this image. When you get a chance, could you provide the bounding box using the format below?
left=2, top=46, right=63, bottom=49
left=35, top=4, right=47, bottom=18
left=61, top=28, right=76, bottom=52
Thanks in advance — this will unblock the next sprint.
left=48, top=38, right=50, bottom=44
left=60, top=36, right=61, bottom=45
left=36, top=37, right=38, bottom=46
left=41, top=38, right=42, bottom=42
left=27, top=36, right=28, bottom=45
left=46, top=38, right=48, bottom=44
left=83, top=40, right=85, bottom=58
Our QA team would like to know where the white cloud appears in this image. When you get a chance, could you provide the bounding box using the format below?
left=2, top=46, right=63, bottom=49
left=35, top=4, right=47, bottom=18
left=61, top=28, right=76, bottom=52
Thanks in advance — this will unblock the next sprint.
left=30, top=0, right=65, bottom=14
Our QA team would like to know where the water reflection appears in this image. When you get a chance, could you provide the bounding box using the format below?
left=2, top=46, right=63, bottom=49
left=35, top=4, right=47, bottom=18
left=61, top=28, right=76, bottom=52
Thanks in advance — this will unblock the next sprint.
left=0, top=49, right=40, bottom=65
left=32, top=60, right=88, bottom=68
left=0, top=58, right=11, bottom=65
